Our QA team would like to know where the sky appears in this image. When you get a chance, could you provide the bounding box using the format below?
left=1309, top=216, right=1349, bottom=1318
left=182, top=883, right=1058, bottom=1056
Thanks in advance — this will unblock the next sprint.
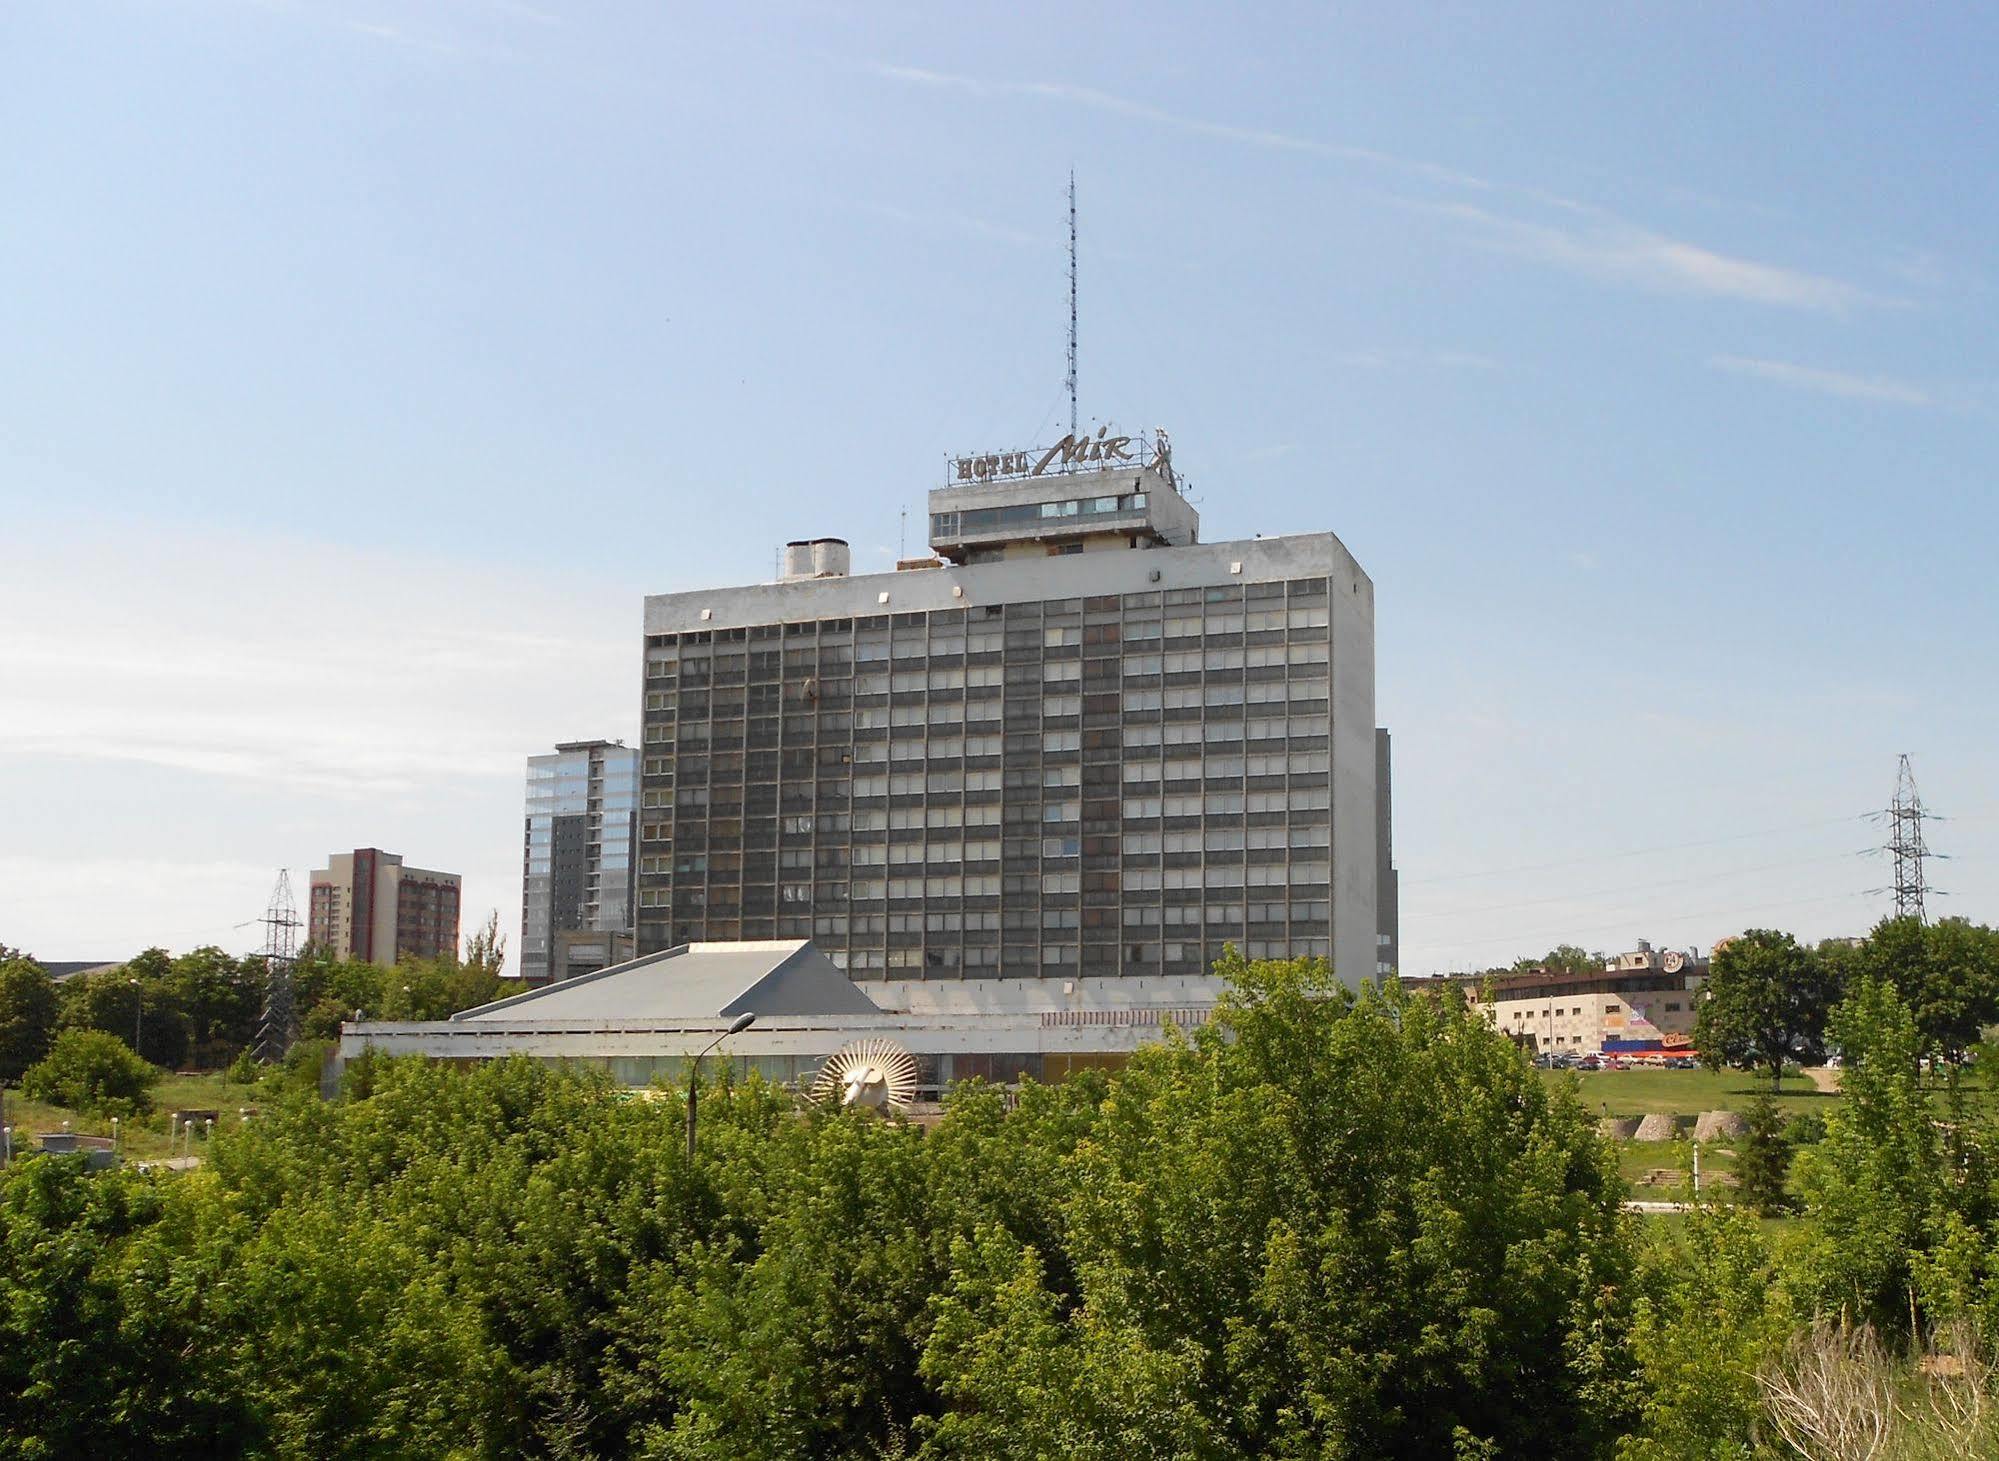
left=2, top=2, right=1995, bottom=976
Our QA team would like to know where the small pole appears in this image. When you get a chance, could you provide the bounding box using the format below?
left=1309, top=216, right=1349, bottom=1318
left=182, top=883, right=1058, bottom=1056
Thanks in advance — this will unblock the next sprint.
left=2, top=1126, right=11, bottom=1167
left=686, top=1013, right=757, bottom=1162
left=1692, top=1139, right=1701, bottom=1195
left=684, top=1059, right=698, bottom=1163
left=111, top=1116, right=120, bottom=1153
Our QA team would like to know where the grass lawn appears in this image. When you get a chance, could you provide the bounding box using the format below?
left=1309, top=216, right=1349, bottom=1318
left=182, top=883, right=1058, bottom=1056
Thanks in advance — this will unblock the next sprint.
left=1542, top=1065, right=1834, bottom=1117
left=1638, top=1210, right=1802, bottom=1241
left=1616, top=1138, right=1739, bottom=1189
left=2, top=1070, right=256, bottom=1163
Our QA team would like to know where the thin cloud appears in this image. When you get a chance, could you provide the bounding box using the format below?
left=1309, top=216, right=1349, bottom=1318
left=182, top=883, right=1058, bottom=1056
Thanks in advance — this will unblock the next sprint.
left=870, top=63, right=1876, bottom=314
left=1708, top=354, right=1934, bottom=406
left=868, top=63, right=1518, bottom=198
left=1328, top=347, right=1501, bottom=372
left=1409, top=200, right=1874, bottom=312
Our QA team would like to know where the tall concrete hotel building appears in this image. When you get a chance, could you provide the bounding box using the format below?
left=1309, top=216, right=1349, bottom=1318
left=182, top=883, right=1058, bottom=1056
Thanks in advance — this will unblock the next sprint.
left=635, top=430, right=1390, bottom=985
left=520, top=739, right=640, bottom=986
left=308, top=848, right=461, bottom=964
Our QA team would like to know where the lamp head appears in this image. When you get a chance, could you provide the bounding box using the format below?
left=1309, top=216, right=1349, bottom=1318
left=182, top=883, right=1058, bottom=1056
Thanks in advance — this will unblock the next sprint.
left=727, top=1012, right=756, bottom=1035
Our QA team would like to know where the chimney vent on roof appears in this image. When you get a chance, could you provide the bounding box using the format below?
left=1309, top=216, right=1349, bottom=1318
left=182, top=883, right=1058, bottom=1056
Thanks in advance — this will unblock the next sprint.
left=781, top=538, right=850, bottom=582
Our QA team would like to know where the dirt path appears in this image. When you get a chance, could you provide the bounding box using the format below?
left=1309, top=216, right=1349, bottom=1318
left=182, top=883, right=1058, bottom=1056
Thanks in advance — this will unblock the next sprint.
left=1803, top=1065, right=1840, bottom=1095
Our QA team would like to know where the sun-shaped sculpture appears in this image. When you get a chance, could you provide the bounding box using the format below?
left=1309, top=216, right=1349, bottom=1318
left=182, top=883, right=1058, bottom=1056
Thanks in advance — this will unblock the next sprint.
left=811, top=1038, right=920, bottom=1114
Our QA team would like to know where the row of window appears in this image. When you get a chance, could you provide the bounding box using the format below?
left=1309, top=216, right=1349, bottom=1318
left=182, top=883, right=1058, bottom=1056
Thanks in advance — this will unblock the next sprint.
left=647, top=709, right=1335, bottom=747
left=648, top=653, right=1332, bottom=706
left=839, top=939, right=1334, bottom=971
left=643, top=695, right=1329, bottom=756
left=651, top=581, right=1329, bottom=646
left=930, top=490, right=1148, bottom=540
left=789, top=908, right=1329, bottom=935
left=646, top=616, right=1337, bottom=678
left=641, top=871, right=1336, bottom=907
left=642, top=824, right=1330, bottom=875
left=637, top=794, right=1335, bottom=841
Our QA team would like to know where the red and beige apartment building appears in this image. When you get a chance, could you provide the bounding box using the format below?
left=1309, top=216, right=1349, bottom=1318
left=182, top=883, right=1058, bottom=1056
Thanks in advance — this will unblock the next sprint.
left=308, top=848, right=462, bottom=964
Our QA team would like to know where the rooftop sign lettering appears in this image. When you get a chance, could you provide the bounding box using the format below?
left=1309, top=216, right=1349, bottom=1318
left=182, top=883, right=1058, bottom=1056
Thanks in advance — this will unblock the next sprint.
left=953, top=426, right=1148, bottom=484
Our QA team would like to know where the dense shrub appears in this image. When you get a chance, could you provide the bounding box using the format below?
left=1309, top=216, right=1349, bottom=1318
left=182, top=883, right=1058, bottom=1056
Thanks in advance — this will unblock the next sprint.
left=19, top=1028, right=162, bottom=1117
left=0, top=956, right=1641, bottom=1459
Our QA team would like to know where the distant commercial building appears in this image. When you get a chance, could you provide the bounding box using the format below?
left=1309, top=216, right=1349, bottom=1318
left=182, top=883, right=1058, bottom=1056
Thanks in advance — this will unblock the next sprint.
left=635, top=429, right=1384, bottom=985
left=338, top=937, right=1224, bottom=1096
left=307, top=849, right=461, bottom=965
left=1413, top=940, right=1709, bottom=1056
left=521, top=740, right=640, bottom=986
left=41, top=961, right=126, bottom=983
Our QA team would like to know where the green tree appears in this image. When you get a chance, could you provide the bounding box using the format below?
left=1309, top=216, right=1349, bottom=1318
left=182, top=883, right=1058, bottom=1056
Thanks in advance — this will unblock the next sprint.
left=290, top=949, right=387, bottom=1040
left=1510, top=943, right=1605, bottom=978
left=59, top=961, right=190, bottom=1069
left=0, top=956, right=60, bottom=1083
left=1859, top=915, right=1999, bottom=1067
left=461, top=908, right=507, bottom=979
left=20, top=1028, right=162, bottom=1117
left=1791, top=978, right=1944, bottom=1331
left=1733, top=1094, right=1794, bottom=1216
left=1620, top=1201, right=1786, bottom=1460
left=0, top=1155, right=260, bottom=1456
left=1694, top=929, right=1835, bottom=1091
left=918, top=958, right=1639, bottom=1459
left=166, top=945, right=263, bottom=1065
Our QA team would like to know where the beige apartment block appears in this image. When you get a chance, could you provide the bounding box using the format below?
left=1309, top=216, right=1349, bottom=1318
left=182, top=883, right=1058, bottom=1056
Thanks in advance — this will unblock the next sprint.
left=308, top=848, right=461, bottom=965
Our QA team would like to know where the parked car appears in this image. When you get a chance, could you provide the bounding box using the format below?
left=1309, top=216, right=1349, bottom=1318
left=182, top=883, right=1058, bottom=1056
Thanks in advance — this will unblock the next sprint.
left=1577, top=1055, right=1601, bottom=1071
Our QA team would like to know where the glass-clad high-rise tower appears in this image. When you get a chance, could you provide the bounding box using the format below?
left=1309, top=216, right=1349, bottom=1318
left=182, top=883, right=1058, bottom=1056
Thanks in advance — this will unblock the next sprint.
left=634, top=433, right=1379, bottom=985
left=521, top=739, right=639, bottom=985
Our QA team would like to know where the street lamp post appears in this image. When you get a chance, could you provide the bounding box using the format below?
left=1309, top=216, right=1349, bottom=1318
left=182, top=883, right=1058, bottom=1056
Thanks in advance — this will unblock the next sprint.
left=685, top=1013, right=756, bottom=1162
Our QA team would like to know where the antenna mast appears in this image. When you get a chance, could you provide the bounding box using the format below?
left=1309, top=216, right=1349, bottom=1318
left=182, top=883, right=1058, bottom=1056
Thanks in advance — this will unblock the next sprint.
left=1066, top=170, right=1078, bottom=440
left=1885, top=754, right=1934, bottom=922
left=256, top=869, right=301, bottom=1062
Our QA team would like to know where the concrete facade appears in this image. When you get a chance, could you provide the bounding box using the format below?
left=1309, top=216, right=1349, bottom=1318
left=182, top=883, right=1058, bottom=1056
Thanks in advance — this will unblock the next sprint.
left=1376, top=729, right=1399, bottom=976
left=521, top=740, right=639, bottom=985
left=308, top=848, right=460, bottom=964
left=636, top=462, right=1379, bottom=985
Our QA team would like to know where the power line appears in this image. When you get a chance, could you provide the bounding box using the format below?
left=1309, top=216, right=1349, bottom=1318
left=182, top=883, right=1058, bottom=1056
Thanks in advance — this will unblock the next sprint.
left=1416, top=848, right=1869, bottom=922
left=1405, top=813, right=1869, bottom=887
left=1414, top=887, right=1871, bottom=963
